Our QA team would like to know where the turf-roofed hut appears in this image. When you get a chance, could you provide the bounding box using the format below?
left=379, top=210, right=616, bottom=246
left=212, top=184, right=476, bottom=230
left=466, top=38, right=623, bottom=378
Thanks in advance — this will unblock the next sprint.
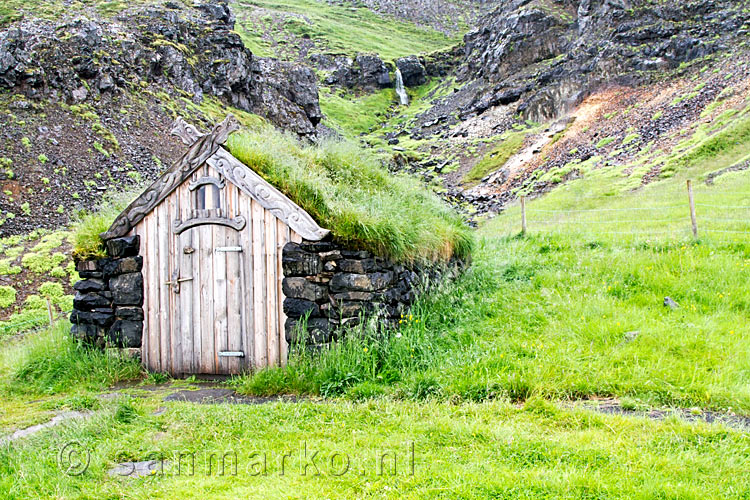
left=70, top=116, right=472, bottom=376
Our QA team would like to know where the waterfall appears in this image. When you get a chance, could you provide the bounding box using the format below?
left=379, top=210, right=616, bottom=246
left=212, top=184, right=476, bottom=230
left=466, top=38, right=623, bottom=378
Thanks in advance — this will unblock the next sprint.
left=395, top=68, right=409, bottom=106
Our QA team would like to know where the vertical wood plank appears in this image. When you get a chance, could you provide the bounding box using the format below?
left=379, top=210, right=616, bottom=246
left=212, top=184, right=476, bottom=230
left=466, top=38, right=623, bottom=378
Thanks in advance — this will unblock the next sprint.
left=179, top=227, right=194, bottom=375
left=157, top=203, right=171, bottom=374
left=199, top=221, right=215, bottom=374
left=168, top=190, right=182, bottom=376
left=238, top=193, right=255, bottom=373
left=146, top=210, right=160, bottom=371
left=251, top=200, right=267, bottom=369
left=265, top=211, right=279, bottom=367
left=226, top=186, right=243, bottom=374
left=191, top=225, right=203, bottom=373
left=213, top=224, right=228, bottom=374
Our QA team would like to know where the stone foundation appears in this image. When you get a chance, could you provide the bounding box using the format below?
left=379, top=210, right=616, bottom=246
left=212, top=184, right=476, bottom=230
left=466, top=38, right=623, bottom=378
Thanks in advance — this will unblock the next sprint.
left=282, top=238, right=465, bottom=349
left=70, top=235, right=144, bottom=349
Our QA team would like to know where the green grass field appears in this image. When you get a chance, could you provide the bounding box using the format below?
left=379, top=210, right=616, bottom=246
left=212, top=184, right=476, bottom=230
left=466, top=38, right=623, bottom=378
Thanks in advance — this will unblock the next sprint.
left=231, top=0, right=461, bottom=61
left=2, top=392, right=749, bottom=499
left=2, top=162, right=749, bottom=498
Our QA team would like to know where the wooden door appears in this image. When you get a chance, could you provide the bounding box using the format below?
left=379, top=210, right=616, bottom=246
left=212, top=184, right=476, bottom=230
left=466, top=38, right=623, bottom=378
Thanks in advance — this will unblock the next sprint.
left=173, top=224, right=247, bottom=375
left=134, top=165, right=299, bottom=376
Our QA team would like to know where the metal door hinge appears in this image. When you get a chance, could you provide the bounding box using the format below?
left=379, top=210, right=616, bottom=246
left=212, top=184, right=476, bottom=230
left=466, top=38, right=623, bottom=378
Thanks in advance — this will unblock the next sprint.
left=215, top=246, right=243, bottom=253
left=218, top=351, right=245, bottom=358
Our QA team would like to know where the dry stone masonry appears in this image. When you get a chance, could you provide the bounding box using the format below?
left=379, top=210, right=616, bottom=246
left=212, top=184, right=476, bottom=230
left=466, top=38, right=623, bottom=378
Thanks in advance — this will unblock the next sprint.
left=282, top=237, right=465, bottom=349
left=71, top=234, right=464, bottom=357
left=71, top=236, right=144, bottom=353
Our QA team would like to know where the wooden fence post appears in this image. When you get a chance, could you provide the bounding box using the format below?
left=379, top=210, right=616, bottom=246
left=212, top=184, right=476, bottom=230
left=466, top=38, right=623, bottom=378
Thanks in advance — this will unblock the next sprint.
left=521, top=196, right=527, bottom=235
left=46, top=298, right=54, bottom=326
left=687, top=180, right=698, bottom=238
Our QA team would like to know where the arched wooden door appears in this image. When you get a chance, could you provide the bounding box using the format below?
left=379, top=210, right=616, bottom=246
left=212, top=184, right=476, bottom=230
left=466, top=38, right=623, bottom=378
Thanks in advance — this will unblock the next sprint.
left=172, top=220, right=248, bottom=375
left=134, top=164, right=298, bottom=376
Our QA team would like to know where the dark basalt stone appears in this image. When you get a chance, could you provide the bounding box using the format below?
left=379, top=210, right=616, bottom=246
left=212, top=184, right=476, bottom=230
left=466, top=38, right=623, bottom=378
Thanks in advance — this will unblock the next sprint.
left=337, top=258, right=377, bottom=274
left=71, top=323, right=98, bottom=342
left=102, top=256, right=143, bottom=277
left=285, top=317, right=332, bottom=345
left=283, top=298, right=320, bottom=318
left=282, top=277, right=327, bottom=302
left=116, top=306, right=145, bottom=321
left=396, top=55, right=427, bottom=87
left=106, top=235, right=140, bottom=258
left=73, top=278, right=106, bottom=293
left=282, top=243, right=322, bottom=276
left=73, top=291, right=112, bottom=311
left=108, top=320, right=143, bottom=348
left=332, top=291, right=376, bottom=302
left=109, top=272, right=144, bottom=306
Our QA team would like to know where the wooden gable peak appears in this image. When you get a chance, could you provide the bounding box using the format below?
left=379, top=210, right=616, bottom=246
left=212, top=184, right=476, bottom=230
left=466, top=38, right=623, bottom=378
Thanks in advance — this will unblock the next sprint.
left=101, top=116, right=330, bottom=242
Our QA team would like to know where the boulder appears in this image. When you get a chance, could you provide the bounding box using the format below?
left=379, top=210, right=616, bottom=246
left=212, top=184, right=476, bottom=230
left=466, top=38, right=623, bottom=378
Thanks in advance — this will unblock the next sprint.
left=356, top=54, right=392, bottom=89
left=396, top=55, right=427, bottom=87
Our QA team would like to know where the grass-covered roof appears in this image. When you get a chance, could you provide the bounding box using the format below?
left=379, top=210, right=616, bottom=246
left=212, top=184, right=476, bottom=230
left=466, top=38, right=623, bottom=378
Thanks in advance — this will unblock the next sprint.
left=227, top=127, right=473, bottom=264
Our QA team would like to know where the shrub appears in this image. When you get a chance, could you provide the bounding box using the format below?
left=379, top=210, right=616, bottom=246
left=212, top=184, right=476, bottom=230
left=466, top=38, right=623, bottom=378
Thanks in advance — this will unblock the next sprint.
left=0, top=259, right=21, bottom=275
left=0, top=285, right=16, bottom=308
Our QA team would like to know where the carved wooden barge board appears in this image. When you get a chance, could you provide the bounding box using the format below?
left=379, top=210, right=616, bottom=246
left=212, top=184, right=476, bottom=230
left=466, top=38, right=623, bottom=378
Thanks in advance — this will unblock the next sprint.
left=170, top=117, right=330, bottom=242
left=102, top=116, right=329, bottom=242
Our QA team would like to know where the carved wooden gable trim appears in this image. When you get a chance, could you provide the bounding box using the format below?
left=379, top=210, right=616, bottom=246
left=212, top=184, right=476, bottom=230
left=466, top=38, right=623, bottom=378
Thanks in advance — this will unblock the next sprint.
left=170, top=118, right=330, bottom=241
left=102, top=116, right=330, bottom=242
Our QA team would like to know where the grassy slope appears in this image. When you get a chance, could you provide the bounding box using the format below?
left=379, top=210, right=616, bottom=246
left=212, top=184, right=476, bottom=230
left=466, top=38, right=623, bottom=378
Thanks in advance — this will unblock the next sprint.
left=231, top=0, right=460, bottom=61
left=226, top=127, right=473, bottom=263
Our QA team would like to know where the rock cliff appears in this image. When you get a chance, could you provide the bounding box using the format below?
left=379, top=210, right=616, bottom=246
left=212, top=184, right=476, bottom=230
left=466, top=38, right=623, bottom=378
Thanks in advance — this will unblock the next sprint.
left=0, top=0, right=321, bottom=136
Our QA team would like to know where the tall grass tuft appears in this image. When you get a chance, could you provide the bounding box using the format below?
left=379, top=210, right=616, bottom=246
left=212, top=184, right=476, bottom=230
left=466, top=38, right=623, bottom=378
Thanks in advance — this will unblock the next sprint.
left=227, top=128, right=474, bottom=264
left=232, top=255, right=496, bottom=399
left=71, top=186, right=144, bottom=260
left=1, top=322, right=143, bottom=395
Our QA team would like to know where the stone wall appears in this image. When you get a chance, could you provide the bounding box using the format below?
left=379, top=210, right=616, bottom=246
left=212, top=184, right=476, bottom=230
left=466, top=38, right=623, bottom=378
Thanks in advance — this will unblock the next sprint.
left=69, top=234, right=465, bottom=358
left=70, top=236, right=144, bottom=354
left=281, top=238, right=465, bottom=348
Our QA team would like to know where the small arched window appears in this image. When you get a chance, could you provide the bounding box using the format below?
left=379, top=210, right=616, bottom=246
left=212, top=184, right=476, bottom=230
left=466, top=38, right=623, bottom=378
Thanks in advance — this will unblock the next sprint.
left=196, top=183, right=221, bottom=210
left=190, top=176, right=224, bottom=211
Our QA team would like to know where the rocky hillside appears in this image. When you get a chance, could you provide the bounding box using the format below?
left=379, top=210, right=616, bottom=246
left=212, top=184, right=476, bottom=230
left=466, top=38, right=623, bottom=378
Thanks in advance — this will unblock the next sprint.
left=357, top=0, right=750, bottom=216
left=0, top=0, right=322, bottom=236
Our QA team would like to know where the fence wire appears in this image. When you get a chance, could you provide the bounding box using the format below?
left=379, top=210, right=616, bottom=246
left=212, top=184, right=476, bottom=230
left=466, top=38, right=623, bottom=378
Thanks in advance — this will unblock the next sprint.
left=493, top=188, right=749, bottom=238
